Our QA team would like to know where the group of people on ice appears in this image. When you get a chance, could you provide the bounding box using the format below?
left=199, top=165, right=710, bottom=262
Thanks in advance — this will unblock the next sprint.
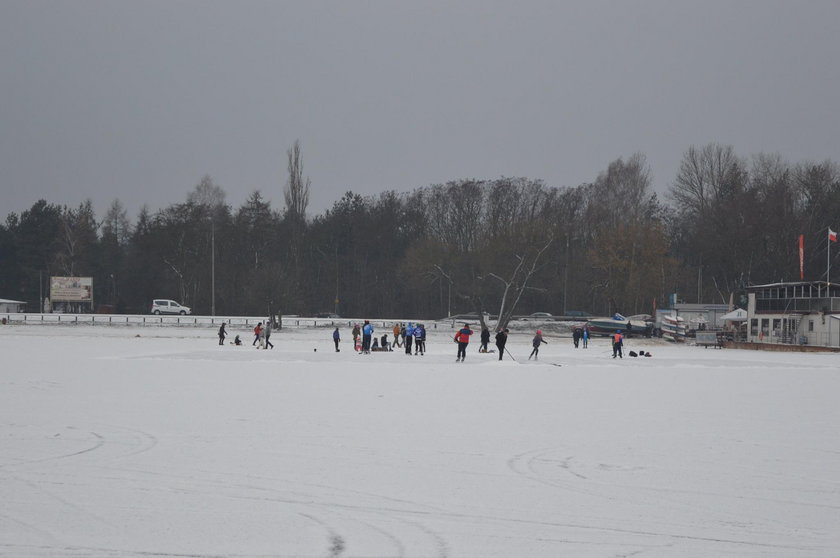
left=219, top=319, right=650, bottom=361
left=459, top=324, right=545, bottom=362
left=217, top=321, right=274, bottom=349
left=345, top=321, right=429, bottom=355
left=456, top=323, right=508, bottom=362
left=572, top=326, right=590, bottom=348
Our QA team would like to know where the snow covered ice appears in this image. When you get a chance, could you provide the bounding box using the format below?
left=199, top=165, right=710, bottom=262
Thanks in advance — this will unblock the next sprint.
left=1, top=324, right=839, bottom=557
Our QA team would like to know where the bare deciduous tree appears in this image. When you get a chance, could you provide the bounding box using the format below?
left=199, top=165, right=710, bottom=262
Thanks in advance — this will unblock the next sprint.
left=188, top=175, right=226, bottom=210
left=285, top=139, right=310, bottom=223
left=481, top=237, right=554, bottom=331
left=670, top=143, right=744, bottom=217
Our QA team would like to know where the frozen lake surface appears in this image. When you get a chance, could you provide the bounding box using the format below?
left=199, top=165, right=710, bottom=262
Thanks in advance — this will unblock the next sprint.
left=1, top=324, right=838, bottom=557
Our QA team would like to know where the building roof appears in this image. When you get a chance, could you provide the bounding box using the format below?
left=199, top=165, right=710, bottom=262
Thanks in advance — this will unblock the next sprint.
left=721, top=308, right=748, bottom=321
left=672, top=303, right=729, bottom=310
left=747, top=281, right=835, bottom=290
left=0, top=298, right=26, bottom=304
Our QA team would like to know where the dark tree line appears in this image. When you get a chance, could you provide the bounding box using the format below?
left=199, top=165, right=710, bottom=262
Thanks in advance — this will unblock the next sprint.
left=2, top=143, right=839, bottom=318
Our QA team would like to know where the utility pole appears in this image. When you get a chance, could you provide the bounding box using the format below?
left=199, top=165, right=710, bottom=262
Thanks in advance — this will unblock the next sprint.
left=211, top=221, right=216, bottom=316
left=697, top=259, right=702, bottom=303
left=334, top=245, right=340, bottom=316
left=563, top=235, right=569, bottom=315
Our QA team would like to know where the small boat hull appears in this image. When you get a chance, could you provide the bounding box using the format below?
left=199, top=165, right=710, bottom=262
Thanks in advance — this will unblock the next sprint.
left=660, top=315, right=686, bottom=342
left=587, top=315, right=652, bottom=336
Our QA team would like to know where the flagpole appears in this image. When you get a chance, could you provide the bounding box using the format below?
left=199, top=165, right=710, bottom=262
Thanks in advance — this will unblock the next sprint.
left=828, top=228, right=831, bottom=285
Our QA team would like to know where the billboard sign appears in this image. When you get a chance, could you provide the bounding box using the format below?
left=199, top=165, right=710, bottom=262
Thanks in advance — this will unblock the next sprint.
left=50, top=276, right=93, bottom=302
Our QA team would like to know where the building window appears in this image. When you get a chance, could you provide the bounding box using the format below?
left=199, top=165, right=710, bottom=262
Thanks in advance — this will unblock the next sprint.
left=751, top=319, right=758, bottom=337
left=809, top=320, right=814, bottom=332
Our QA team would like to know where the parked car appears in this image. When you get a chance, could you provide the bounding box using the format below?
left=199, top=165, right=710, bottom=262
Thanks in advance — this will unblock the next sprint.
left=446, top=312, right=492, bottom=321
left=151, top=299, right=191, bottom=315
left=523, top=312, right=554, bottom=321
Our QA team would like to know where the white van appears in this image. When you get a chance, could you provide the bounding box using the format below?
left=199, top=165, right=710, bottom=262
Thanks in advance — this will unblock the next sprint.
left=150, top=299, right=191, bottom=315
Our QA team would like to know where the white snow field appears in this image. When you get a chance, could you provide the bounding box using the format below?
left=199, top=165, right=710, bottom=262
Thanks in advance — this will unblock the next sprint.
left=1, top=324, right=839, bottom=558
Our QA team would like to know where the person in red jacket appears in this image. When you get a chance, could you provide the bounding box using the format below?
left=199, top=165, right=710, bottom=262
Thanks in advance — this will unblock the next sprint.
left=252, top=322, right=263, bottom=346
left=612, top=330, right=624, bottom=358
left=454, top=323, right=473, bottom=362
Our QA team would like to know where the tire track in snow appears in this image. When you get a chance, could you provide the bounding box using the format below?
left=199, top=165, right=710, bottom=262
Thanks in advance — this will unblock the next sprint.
left=505, top=447, right=822, bottom=547
left=105, top=424, right=160, bottom=460
left=0, top=511, right=64, bottom=547
left=113, top=466, right=448, bottom=558
left=507, top=447, right=621, bottom=503
left=0, top=430, right=105, bottom=469
left=299, top=512, right=346, bottom=558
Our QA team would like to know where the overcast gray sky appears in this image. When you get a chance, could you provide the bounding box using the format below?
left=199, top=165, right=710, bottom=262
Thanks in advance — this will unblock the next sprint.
left=2, top=0, right=839, bottom=219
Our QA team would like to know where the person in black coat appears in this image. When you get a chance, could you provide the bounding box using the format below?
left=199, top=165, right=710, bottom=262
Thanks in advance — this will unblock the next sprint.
left=480, top=327, right=490, bottom=352
left=218, top=323, right=228, bottom=345
left=495, top=328, right=509, bottom=361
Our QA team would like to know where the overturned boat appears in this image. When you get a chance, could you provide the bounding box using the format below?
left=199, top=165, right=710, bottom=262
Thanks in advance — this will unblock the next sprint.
left=660, top=314, right=687, bottom=342
left=587, top=313, right=653, bottom=336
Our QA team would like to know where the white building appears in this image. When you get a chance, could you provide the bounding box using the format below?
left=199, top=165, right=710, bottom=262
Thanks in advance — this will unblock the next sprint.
left=746, top=281, right=840, bottom=347
left=0, top=298, right=26, bottom=313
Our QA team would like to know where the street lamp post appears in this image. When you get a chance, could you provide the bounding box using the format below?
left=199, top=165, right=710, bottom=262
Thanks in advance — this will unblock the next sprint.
left=211, top=221, right=215, bottom=317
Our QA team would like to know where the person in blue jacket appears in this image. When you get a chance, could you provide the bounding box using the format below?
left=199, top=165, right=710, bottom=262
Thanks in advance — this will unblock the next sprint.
left=414, top=323, right=426, bottom=355
left=332, top=327, right=341, bottom=352
left=362, top=320, right=374, bottom=354
left=404, top=322, right=415, bottom=355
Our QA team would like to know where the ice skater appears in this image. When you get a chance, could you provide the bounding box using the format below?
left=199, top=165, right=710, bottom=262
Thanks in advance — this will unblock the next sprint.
left=404, top=322, right=414, bottom=355
left=495, top=328, right=509, bottom=361
left=257, top=324, right=266, bottom=349
left=479, top=327, right=490, bottom=353
left=264, top=321, right=274, bottom=349
left=414, top=323, right=426, bottom=355
left=529, top=329, right=547, bottom=360
left=362, top=320, right=374, bottom=354
left=392, top=323, right=402, bottom=348
left=454, top=323, right=473, bottom=362
left=612, top=330, right=624, bottom=358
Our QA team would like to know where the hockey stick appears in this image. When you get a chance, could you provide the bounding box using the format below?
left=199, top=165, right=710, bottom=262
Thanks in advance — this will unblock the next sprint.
left=505, top=347, right=518, bottom=362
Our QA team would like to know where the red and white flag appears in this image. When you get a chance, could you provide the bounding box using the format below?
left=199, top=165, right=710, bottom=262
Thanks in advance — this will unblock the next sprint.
left=830, top=229, right=838, bottom=243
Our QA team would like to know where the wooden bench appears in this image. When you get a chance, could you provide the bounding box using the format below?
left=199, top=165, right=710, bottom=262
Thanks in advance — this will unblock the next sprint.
left=695, top=331, right=724, bottom=348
